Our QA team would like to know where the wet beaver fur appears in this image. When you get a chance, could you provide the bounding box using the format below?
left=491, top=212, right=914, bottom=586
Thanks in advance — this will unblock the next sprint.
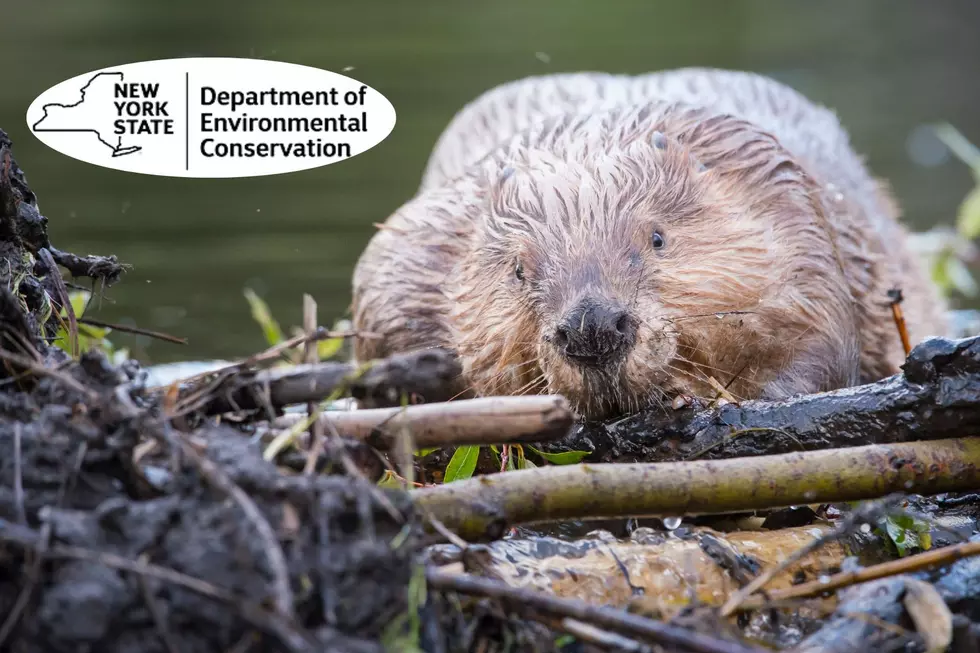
left=351, top=68, right=948, bottom=419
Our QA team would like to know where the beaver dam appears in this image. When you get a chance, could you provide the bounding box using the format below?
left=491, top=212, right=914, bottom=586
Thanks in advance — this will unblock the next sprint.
left=5, top=124, right=980, bottom=653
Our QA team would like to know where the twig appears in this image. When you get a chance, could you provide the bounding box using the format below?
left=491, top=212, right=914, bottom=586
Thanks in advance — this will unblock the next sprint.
left=0, top=521, right=51, bottom=648
left=719, top=495, right=904, bottom=616
left=273, top=395, right=574, bottom=450
left=414, top=437, right=980, bottom=541
left=44, top=544, right=316, bottom=652
left=160, top=329, right=335, bottom=410
left=0, top=348, right=97, bottom=400
left=13, top=423, right=26, bottom=525
left=158, top=327, right=379, bottom=391
left=78, top=316, right=187, bottom=345
left=554, top=617, right=653, bottom=652
left=39, top=247, right=78, bottom=358
left=301, top=294, right=325, bottom=474
left=138, top=553, right=182, bottom=653
left=887, top=289, right=912, bottom=356
left=320, top=415, right=405, bottom=524
left=426, top=569, right=764, bottom=653
left=200, top=347, right=462, bottom=415
left=737, top=536, right=980, bottom=612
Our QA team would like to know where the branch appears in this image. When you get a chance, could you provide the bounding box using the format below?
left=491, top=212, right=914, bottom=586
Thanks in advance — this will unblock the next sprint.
left=738, top=535, right=980, bottom=611
left=558, top=335, right=980, bottom=463
left=271, top=396, right=574, bottom=450
left=414, top=437, right=980, bottom=541
left=201, top=348, right=462, bottom=415
left=426, top=568, right=764, bottom=653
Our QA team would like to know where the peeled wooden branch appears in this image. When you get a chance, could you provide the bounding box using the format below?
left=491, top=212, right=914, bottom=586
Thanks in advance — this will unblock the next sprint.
left=438, top=524, right=850, bottom=616
left=415, top=437, right=980, bottom=541
left=426, top=568, right=765, bottom=653
left=558, top=336, right=980, bottom=463
left=273, top=396, right=574, bottom=450
left=739, top=536, right=980, bottom=611
left=202, top=348, right=462, bottom=415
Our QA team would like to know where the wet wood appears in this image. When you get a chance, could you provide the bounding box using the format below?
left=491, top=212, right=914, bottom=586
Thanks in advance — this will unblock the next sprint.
left=415, top=437, right=980, bottom=541
left=552, top=335, right=980, bottom=463
left=272, top=395, right=574, bottom=450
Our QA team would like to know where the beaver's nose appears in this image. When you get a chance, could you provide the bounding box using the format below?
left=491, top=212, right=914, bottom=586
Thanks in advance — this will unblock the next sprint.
left=554, top=300, right=634, bottom=367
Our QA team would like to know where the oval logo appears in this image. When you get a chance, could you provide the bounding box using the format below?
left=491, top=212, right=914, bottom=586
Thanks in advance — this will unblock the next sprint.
left=25, top=58, right=397, bottom=178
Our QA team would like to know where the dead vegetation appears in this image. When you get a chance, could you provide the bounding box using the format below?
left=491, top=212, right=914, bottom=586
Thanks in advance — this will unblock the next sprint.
left=6, top=125, right=980, bottom=653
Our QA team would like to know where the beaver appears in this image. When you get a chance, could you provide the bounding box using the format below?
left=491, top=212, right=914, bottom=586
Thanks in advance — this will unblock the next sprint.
left=351, top=68, right=948, bottom=419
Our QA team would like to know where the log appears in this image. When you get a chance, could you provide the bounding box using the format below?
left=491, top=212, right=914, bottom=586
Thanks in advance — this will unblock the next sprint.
left=414, top=437, right=980, bottom=541
left=272, top=395, right=574, bottom=450
left=554, top=335, right=980, bottom=463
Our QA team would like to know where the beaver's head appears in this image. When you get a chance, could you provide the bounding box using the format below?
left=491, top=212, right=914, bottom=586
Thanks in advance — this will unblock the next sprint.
left=448, top=105, right=857, bottom=419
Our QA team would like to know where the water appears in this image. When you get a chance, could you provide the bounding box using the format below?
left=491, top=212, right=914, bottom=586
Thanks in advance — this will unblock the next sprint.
left=3, top=0, right=979, bottom=364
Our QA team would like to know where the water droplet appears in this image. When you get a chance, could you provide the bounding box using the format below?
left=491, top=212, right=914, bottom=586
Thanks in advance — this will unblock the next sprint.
left=905, top=480, right=915, bottom=489
left=663, top=516, right=682, bottom=530
left=818, top=575, right=831, bottom=585
left=803, top=490, right=817, bottom=500
left=860, top=523, right=872, bottom=533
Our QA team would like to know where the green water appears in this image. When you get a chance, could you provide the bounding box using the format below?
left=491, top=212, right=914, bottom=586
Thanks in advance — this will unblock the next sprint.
left=2, top=0, right=979, bottom=364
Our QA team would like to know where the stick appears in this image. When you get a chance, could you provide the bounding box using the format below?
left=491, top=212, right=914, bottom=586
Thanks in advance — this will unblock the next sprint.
left=44, top=544, right=316, bottom=652
left=719, top=495, right=904, bottom=616
left=426, top=569, right=764, bottom=653
left=301, top=294, right=324, bottom=473
left=560, top=335, right=980, bottom=464
left=78, top=316, right=188, bottom=345
left=273, top=395, right=574, bottom=450
left=414, top=437, right=980, bottom=541
left=39, top=247, right=78, bottom=358
left=0, top=348, right=98, bottom=400
left=201, top=348, right=462, bottom=415
left=737, top=536, right=980, bottom=612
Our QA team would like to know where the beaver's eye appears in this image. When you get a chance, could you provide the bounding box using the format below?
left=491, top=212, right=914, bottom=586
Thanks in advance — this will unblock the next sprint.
left=515, top=261, right=525, bottom=281
left=651, top=231, right=666, bottom=250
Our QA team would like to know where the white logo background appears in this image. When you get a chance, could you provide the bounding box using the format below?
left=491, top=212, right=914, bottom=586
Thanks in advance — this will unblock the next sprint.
left=26, top=57, right=397, bottom=179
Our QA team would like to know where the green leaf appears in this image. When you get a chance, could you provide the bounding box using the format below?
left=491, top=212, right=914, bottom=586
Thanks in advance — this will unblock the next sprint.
left=935, top=123, right=980, bottom=174
left=414, top=447, right=439, bottom=458
left=243, top=288, right=284, bottom=346
left=77, top=322, right=109, bottom=340
left=519, top=457, right=537, bottom=469
left=931, top=253, right=954, bottom=295
left=956, top=184, right=980, bottom=240
left=67, top=290, right=91, bottom=318
left=880, top=514, right=932, bottom=557
left=527, top=445, right=591, bottom=465
left=443, top=445, right=480, bottom=483
left=317, top=336, right=344, bottom=359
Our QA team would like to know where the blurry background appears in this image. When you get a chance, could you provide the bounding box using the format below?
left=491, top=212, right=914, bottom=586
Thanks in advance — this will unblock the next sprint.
left=2, top=0, right=979, bottom=364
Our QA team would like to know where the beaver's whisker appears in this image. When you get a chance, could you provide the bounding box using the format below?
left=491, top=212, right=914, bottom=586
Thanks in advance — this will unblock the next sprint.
left=672, top=354, right=764, bottom=387
left=515, top=373, right=548, bottom=396
left=663, top=309, right=758, bottom=322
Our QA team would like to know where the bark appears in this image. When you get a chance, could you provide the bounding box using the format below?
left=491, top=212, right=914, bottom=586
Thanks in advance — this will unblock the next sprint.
left=553, top=335, right=980, bottom=463
left=414, top=437, right=980, bottom=541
